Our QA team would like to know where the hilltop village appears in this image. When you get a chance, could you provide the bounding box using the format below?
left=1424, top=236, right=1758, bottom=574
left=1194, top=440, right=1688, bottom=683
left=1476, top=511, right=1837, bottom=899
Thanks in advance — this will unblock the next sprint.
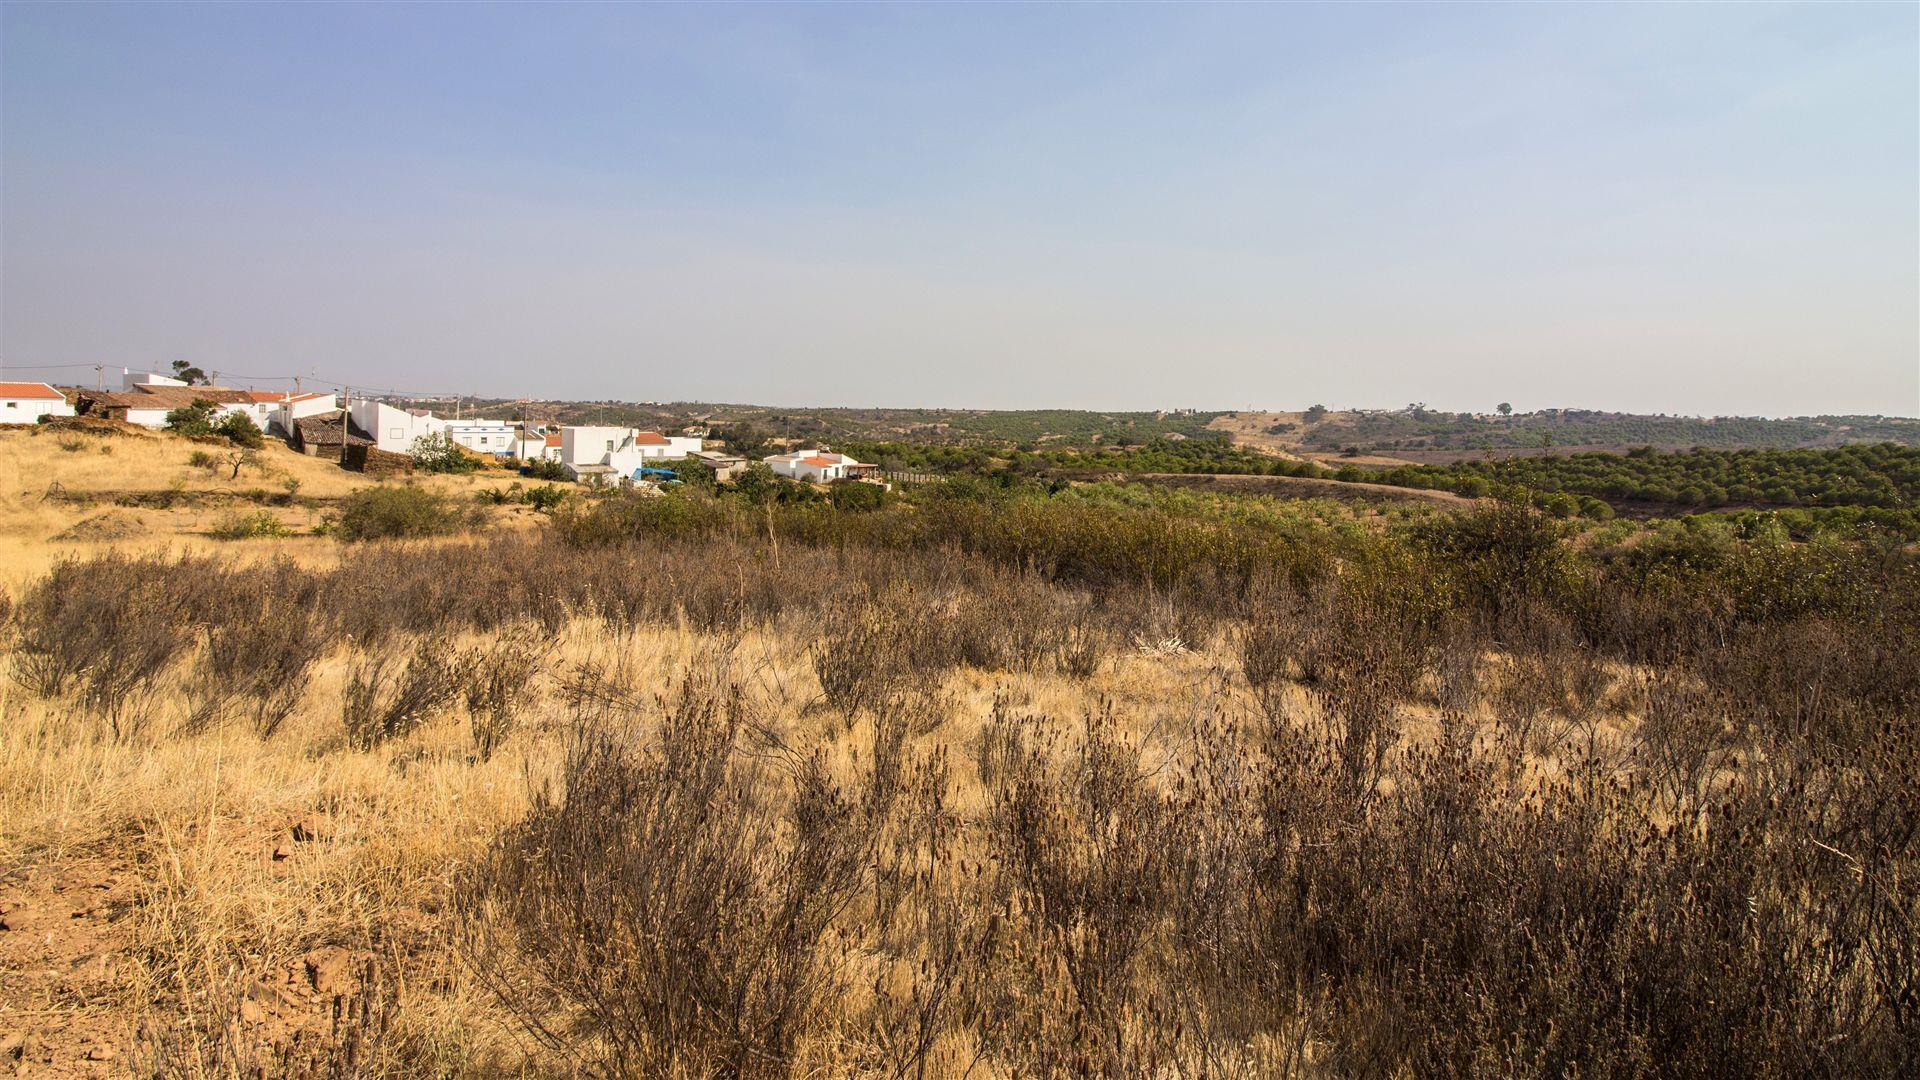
left=9, top=368, right=879, bottom=492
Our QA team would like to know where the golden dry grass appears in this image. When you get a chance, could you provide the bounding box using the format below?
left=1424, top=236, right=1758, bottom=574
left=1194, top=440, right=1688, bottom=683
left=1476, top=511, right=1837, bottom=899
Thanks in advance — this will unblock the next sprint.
left=3, top=428, right=1909, bottom=1076
left=0, top=559, right=1232, bottom=1074
left=0, top=425, right=530, bottom=590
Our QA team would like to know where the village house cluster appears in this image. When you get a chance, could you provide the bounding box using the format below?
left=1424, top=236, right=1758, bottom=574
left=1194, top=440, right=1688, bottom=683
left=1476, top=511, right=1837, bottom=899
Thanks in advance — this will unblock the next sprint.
left=9, top=369, right=879, bottom=490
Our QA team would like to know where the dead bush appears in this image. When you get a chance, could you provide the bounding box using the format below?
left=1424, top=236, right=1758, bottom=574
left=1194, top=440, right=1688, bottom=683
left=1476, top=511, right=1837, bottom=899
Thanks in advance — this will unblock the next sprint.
left=812, top=600, right=911, bottom=718
left=342, top=647, right=462, bottom=750
left=462, top=675, right=866, bottom=1077
left=455, top=628, right=549, bottom=761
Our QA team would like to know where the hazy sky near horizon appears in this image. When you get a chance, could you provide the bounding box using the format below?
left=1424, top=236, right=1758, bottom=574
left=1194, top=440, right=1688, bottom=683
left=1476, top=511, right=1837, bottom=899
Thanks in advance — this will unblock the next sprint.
left=3, top=2, right=1915, bottom=416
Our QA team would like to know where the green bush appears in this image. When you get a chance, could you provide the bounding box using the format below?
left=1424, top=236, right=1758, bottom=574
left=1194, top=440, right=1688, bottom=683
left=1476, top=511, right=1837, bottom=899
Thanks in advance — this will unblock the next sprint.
left=213, top=412, right=265, bottom=448
left=410, top=432, right=479, bottom=474
left=523, top=457, right=570, bottom=481
left=826, top=479, right=890, bottom=512
left=334, top=485, right=467, bottom=542
left=164, top=400, right=218, bottom=436
left=209, top=510, right=290, bottom=540
left=523, top=484, right=568, bottom=512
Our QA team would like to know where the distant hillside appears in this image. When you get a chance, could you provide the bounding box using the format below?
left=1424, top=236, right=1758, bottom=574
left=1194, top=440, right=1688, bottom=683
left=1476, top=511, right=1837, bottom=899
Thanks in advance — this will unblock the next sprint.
left=385, top=396, right=1918, bottom=457
left=392, top=398, right=1226, bottom=447
left=1214, top=408, right=1920, bottom=458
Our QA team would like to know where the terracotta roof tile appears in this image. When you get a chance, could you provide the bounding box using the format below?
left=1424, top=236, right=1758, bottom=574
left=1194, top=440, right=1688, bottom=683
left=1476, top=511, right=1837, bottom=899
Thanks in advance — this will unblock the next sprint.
left=0, top=381, right=63, bottom=400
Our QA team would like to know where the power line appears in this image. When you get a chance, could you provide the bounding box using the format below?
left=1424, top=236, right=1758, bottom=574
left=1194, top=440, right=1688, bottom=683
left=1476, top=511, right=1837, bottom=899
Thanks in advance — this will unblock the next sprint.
left=2, top=359, right=524, bottom=404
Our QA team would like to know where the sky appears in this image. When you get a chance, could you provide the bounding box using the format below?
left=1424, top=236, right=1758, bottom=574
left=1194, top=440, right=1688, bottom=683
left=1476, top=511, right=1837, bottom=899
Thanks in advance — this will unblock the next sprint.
left=2, top=2, right=1915, bottom=416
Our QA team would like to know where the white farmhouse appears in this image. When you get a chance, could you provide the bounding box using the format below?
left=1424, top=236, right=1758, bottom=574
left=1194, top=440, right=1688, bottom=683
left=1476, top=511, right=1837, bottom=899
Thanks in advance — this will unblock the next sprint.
left=764, top=448, right=876, bottom=483
left=0, top=382, right=76, bottom=424
left=558, top=426, right=636, bottom=471
left=216, top=391, right=337, bottom=435
left=349, top=400, right=449, bottom=454
left=444, top=419, right=518, bottom=456
left=605, top=431, right=703, bottom=477
left=558, top=426, right=703, bottom=479
left=122, top=369, right=188, bottom=390
left=509, top=427, right=559, bottom=461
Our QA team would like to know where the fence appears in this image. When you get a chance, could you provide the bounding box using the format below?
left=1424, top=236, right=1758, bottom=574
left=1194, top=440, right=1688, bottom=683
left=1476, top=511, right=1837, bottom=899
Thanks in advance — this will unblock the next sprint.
left=881, top=470, right=943, bottom=485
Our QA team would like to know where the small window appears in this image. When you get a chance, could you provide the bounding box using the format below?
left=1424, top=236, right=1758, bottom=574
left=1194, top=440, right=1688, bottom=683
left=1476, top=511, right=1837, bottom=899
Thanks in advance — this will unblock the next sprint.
left=478, top=436, right=488, bottom=446
left=606, top=439, right=615, bottom=451
left=5, top=402, right=16, bottom=409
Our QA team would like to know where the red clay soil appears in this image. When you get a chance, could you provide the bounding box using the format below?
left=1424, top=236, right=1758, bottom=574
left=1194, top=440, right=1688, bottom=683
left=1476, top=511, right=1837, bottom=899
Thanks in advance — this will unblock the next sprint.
left=0, top=857, right=139, bottom=1075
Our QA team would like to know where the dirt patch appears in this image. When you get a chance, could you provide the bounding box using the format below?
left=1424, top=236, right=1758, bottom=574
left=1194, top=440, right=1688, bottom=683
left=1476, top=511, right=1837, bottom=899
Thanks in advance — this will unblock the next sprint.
left=0, top=859, right=140, bottom=1075
left=53, top=512, right=148, bottom=543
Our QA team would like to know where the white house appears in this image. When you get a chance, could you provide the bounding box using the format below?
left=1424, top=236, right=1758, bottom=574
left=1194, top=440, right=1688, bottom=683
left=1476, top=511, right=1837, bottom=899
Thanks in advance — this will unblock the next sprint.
left=122, top=369, right=187, bottom=390
left=557, top=426, right=703, bottom=479
left=0, top=382, right=76, bottom=424
left=216, top=391, right=337, bottom=435
left=444, top=420, right=518, bottom=456
left=348, top=399, right=449, bottom=454
left=764, top=448, right=875, bottom=483
left=508, top=426, right=558, bottom=461
left=604, top=431, right=703, bottom=476
left=558, top=426, right=636, bottom=470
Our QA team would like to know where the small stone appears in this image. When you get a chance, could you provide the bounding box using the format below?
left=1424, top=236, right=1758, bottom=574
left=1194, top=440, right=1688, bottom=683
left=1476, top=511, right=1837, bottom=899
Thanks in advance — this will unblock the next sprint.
left=1, top=1031, right=24, bottom=1060
left=86, top=1044, right=118, bottom=1061
left=238, top=1000, right=265, bottom=1024
left=291, top=817, right=324, bottom=843
left=303, top=947, right=355, bottom=996
left=272, top=842, right=294, bottom=861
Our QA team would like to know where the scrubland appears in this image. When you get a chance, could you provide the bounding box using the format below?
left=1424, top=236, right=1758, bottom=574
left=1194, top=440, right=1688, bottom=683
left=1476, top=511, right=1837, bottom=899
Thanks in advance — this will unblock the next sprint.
left=1, top=422, right=1916, bottom=1077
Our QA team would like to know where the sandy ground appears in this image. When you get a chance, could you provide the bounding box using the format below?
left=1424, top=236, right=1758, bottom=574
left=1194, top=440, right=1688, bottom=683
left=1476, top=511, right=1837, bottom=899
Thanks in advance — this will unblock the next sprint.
left=1205, top=412, right=1418, bottom=467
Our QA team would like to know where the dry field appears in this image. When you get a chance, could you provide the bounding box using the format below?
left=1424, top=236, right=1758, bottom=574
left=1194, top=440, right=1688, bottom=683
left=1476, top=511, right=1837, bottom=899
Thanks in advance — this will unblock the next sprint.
left=0, top=422, right=1913, bottom=1077
left=0, top=423, right=531, bottom=589
left=1203, top=413, right=1411, bottom=467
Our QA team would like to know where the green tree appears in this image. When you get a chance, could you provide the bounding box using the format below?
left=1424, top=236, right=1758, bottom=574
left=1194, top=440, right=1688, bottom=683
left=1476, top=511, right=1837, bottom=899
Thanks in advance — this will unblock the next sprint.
left=1304, top=404, right=1329, bottom=423
left=1497, top=402, right=1513, bottom=416
left=827, top=479, right=890, bottom=512
left=730, top=461, right=778, bottom=504
left=668, top=455, right=716, bottom=489
left=164, top=399, right=218, bottom=436
left=213, top=412, right=265, bottom=448
left=410, top=432, right=478, bottom=474
left=169, top=360, right=209, bottom=385
left=717, top=423, right=772, bottom=461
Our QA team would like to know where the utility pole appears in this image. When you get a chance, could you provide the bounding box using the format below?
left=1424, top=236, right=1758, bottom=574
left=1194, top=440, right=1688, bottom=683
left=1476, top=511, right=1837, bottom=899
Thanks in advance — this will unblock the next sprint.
left=340, top=386, right=350, bottom=465
left=95, top=365, right=104, bottom=391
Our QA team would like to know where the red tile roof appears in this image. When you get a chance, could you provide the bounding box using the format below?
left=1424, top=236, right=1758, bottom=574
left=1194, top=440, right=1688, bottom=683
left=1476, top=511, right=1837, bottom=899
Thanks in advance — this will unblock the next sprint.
left=800, top=455, right=838, bottom=467
left=632, top=430, right=670, bottom=445
left=544, top=433, right=562, bottom=447
left=0, top=381, right=64, bottom=400
left=92, top=385, right=257, bottom=407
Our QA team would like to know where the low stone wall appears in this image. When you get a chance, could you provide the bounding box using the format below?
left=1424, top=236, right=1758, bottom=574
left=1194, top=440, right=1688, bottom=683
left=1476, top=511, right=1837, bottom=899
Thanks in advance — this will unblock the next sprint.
left=342, top=445, right=415, bottom=476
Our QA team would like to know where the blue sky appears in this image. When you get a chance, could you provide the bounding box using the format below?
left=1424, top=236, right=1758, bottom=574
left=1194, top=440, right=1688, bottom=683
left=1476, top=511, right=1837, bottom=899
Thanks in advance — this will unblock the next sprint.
left=3, top=1, right=1914, bottom=415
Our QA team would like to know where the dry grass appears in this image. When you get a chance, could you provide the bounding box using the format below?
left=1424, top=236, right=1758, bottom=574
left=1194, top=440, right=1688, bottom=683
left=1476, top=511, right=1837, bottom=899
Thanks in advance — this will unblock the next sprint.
left=0, top=426, right=528, bottom=590
left=1, top=606, right=1222, bottom=1075
left=1, top=440, right=1914, bottom=1076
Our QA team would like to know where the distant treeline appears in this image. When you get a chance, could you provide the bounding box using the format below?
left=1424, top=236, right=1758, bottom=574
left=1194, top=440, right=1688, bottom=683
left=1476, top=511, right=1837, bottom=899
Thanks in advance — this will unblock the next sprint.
left=1300, top=409, right=1920, bottom=452
left=839, top=437, right=1920, bottom=536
